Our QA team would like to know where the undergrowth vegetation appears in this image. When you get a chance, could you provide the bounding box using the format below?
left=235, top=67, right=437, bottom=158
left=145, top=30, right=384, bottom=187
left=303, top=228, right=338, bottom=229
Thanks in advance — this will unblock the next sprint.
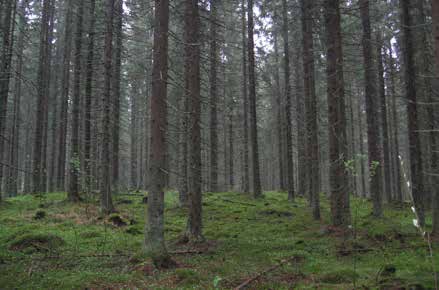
left=0, top=191, right=436, bottom=289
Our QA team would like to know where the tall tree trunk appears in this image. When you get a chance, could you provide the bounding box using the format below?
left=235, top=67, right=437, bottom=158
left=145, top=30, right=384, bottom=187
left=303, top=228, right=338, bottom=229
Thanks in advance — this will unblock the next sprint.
left=185, top=0, right=203, bottom=241
left=0, top=0, right=17, bottom=196
left=84, top=0, right=96, bottom=194
left=273, top=28, right=285, bottom=191
left=40, top=0, right=55, bottom=194
left=68, top=0, right=85, bottom=202
left=241, top=1, right=250, bottom=194
left=301, top=0, right=320, bottom=219
left=400, top=0, right=425, bottom=227
left=145, top=0, right=171, bottom=265
left=130, top=86, right=138, bottom=190
left=431, top=0, right=439, bottom=236
left=100, top=0, right=116, bottom=214
left=32, top=0, right=52, bottom=194
left=247, top=0, right=262, bottom=198
left=376, top=33, right=392, bottom=203
left=360, top=0, right=383, bottom=217
left=282, top=0, right=295, bottom=201
left=209, top=0, right=218, bottom=193
left=57, top=0, right=74, bottom=191
left=324, top=0, right=350, bottom=227
left=178, top=86, right=188, bottom=205
left=6, top=0, right=27, bottom=197
left=387, top=41, right=402, bottom=201
left=112, top=0, right=123, bottom=193
left=228, top=105, right=234, bottom=190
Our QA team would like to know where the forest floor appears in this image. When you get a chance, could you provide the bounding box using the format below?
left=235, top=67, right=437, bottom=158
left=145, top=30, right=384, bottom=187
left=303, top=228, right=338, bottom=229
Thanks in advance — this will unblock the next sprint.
left=0, top=191, right=437, bottom=289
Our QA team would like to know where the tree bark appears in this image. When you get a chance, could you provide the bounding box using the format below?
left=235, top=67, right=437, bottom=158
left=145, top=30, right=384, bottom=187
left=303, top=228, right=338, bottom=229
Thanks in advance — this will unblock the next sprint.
left=84, top=0, right=96, bottom=194
left=301, top=0, right=320, bottom=219
left=100, top=0, right=116, bottom=214
left=376, top=33, right=392, bottom=203
left=387, top=41, right=402, bottom=202
left=400, top=0, right=425, bottom=226
left=247, top=0, right=262, bottom=198
left=324, top=0, right=350, bottom=227
left=185, top=0, right=203, bottom=241
left=273, top=27, right=285, bottom=192
left=209, top=0, right=219, bottom=193
left=68, top=0, right=85, bottom=202
left=282, top=0, right=295, bottom=201
left=57, top=0, right=74, bottom=191
left=5, top=0, right=27, bottom=196
left=431, top=0, right=439, bottom=236
left=360, top=0, right=383, bottom=217
left=145, top=0, right=170, bottom=263
left=0, top=0, right=17, bottom=196
left=241, top=1, right=250, bottom=194
left=32, top=0, right=52, bottom=194
left=112, top=0, right=123, bottom=193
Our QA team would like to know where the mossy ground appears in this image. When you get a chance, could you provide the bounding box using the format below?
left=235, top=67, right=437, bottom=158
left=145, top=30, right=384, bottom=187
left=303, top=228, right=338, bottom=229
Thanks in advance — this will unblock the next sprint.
left=0, top=191, right=437, bottom=289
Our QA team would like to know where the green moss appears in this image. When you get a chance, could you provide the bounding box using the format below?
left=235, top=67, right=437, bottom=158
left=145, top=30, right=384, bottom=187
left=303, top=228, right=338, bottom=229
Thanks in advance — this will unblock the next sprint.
left=0, top=191, right=436, bottom=289
left=9, top=233, right=65, bottom=252
left=175, top=269, right=201, bottom=285
left=320, top=269, right=360, bottom=284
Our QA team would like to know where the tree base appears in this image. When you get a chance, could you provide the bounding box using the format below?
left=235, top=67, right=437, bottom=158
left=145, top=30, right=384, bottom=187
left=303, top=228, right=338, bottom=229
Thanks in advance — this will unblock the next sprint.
left=151, top=254, right=177, bottom=269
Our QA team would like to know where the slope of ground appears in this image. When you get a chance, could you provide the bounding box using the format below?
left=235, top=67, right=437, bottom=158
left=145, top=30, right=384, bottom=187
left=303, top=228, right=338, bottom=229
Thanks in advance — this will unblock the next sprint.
left=0, top=191, right=436, bottom=289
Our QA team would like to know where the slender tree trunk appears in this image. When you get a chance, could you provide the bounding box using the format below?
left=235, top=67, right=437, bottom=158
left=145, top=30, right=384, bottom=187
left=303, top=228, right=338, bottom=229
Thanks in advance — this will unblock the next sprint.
left=228, top=106, right=234, bottom=190
left=40, top=0, right=55, bottom=194
left=360, top=0, right=383, bottom=217
left=0, top=0, right=16, bottom=196
left=376, top=33, right=392, bottom=203
left=178, top=87, right=188, bottom=205
left=247, top=0, right=262, bottom=198
left=57, top=0, right=74, bottom=191
left=84, top=0, right=96, bottom=194
left=301, top=0, right=320, bottom=219
left=32, top=0, right=52, bottom=194
left=130, top=86, right=138, bottom=190
left=100, top=0, right=116, bottom=214
left=145, top=0, right=171, bottom=265
left=282, top=0, right=295, bottom=201
left=68, top=0, right=85, bottom=202
left=431, top=0, right=439, bottom=236
left=273, top=29, right=285, bottom=191
left=209, top=0, right=218, bottom=193
left=241, top=1, right=250, bottom=194
left=185, top=0, right=203, bottom=241
left=112, top=0, right=123, bottom=193
left=6, top=0, right=27, bottom=197
left=387, top=41, right=402, bottom=201
left=324, top=0, right=350, bottom=227
left=400, top=0, right=425, bottom=227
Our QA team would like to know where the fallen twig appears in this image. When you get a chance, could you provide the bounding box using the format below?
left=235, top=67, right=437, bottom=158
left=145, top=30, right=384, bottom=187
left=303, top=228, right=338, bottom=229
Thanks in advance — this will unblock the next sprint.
left=170, top=249, right=208, bottom=255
